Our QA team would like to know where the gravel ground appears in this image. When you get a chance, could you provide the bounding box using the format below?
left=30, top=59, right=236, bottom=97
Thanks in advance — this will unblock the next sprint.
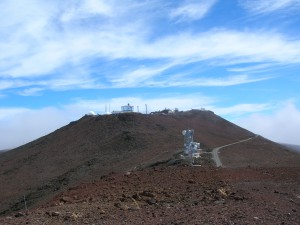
left=1, top=165, right=299, bottom=225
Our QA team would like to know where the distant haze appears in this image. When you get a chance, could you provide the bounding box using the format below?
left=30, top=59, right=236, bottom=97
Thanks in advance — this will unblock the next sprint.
left=1, top=101, right=300, bottom=150
left=235, top=102, right=300, bottom=146
left=282, top=144, right=300, bottom=153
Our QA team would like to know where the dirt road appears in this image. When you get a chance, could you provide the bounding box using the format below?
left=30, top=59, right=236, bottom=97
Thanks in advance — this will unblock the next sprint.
left=212, top=136, right=257, bottom=167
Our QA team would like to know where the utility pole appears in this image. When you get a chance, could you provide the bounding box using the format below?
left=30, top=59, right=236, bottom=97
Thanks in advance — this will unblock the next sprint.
left=145, top=104, right=148, bottom=114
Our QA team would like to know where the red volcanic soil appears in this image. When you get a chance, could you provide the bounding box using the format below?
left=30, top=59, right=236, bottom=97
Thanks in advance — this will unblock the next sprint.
left=1, top=165, right=299, bottom=225
left=0, top=110, right=299, bottom=224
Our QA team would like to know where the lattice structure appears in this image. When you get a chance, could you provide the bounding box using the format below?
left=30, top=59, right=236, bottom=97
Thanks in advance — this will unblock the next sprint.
left=182, top=129, right=201, bottom=163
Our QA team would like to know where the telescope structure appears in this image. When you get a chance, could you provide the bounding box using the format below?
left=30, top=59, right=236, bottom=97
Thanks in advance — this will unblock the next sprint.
left=182, top=129, right=201, bottom=163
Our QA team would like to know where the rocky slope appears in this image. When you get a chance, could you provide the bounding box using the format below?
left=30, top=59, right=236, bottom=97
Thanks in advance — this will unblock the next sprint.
left=1, top=165, right=299, bottom=225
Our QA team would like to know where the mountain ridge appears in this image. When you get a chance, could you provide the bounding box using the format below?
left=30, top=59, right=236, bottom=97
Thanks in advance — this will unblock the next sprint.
left=0, top=110, right=299, bottom=215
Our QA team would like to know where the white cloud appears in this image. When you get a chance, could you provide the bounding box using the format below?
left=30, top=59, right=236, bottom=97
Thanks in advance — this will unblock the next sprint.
left=0, top=107, right=78, bottom=149
left=0, top=0, right=300, bottom=93
left=18, top=87, right=43, bottom=96
left=61, top=0, right=113, bottom=22
left=170, top=0, right=217, bottom=21
left=212, top=103, right=273, bottom=118
left=227, top=63, right=275, bottom=73
left=7, top=41, right=69, bottom=77
left=110, top=62, right=176, bottom=87
left=148, top=74, right=272, bottom=87
left=0, top=107, right=30, bottom=120
left=0, top=0, right=54, bottom=29
left=235, top=101, right=300, bottom=145
left=107, top=58, right=273, bottom=87
left=242, top=0, right=300, bottom=13
left=148, top=30, right=300, bottom=63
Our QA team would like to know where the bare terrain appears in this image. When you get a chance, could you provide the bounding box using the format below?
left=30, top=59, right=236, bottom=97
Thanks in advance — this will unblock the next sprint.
left=0, top=110, right=299, bottom=224
left=283, top=144, right=300, bottom=153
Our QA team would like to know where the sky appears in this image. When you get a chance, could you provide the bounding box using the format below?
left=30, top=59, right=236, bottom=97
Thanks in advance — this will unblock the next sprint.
left=0, top=0, right=300, bottom=149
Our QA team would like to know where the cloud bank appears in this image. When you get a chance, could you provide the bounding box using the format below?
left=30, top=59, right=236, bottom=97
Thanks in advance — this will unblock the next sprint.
left=236, top=101, right=300, bottom=145
left=1, top=96, right=299, bottom=149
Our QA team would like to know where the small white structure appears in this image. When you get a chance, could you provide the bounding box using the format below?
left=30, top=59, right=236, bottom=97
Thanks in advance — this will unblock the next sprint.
left=86, top=111, right=97, bottom=116
left=112, top=103, right=135, bottom=114
left=121, top=103, right=134, bottom=112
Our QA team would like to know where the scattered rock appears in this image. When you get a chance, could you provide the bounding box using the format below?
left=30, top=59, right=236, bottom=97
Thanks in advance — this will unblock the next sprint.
left=214, top=200, right=225, bottom=205
left=125, top=171, right=131, bottom=176
left=132, top=193, right=142, bottom=201
left=99, top=209, right=106, bottom=214
left=15, top=212, right=26, bottom=217
left=46, top=211, right=60, bottom=217
left=146, top=198, right=157, bottom=205
left=141, top=190, right=156, bottom=198
left=232, top=195, right=245, bottom=201
left=204, top=189, right=213, bottom=195
left=114, top=202, right=129, bottom=210
left=162, top=191, right=171, bottom=198
left=60, top=196, right=73, bottom=204
left=64, top=211, right=82, bottom=221
left=218, top=187, right=228, bottom=197
left=51, top=211, right=60, bottom=217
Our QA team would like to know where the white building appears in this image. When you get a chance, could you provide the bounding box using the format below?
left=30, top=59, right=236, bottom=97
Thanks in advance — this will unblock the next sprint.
left=121, top=103, right=134, bottom=112
left=112, top=103, right=134, bottom=114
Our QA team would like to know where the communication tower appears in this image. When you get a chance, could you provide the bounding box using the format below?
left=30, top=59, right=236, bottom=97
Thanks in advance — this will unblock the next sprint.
left=182, top=129, right=201, bottom=164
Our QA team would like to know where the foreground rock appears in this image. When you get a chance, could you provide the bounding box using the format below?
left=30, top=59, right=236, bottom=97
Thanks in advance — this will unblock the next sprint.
left=1, top=165, right=299, bottom=225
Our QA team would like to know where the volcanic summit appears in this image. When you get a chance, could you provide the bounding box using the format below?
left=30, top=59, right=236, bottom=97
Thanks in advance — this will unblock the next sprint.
left=0, top=110, right=299, bottom=224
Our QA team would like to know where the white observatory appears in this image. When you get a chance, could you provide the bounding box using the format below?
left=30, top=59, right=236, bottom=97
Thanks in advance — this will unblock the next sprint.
left=112, top=103, right=134, bottom=114
left=121, top=103, right=134, bottom=112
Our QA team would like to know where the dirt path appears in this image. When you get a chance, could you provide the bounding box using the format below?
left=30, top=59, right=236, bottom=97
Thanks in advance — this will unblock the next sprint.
left=212, top=136, right=257, bottom=167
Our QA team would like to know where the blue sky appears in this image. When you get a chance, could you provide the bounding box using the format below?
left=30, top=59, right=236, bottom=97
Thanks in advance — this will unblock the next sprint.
left=1, top=0, right=300, bottom=149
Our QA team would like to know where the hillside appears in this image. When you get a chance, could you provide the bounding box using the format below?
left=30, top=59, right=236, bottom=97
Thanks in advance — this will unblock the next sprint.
left=220, top=136, right=300, bottom=168
left=282, top=144, right=300, bottom=153
left=0, top=150, right=9, bottom=154
left=0, top=109, right=299, bottom=217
